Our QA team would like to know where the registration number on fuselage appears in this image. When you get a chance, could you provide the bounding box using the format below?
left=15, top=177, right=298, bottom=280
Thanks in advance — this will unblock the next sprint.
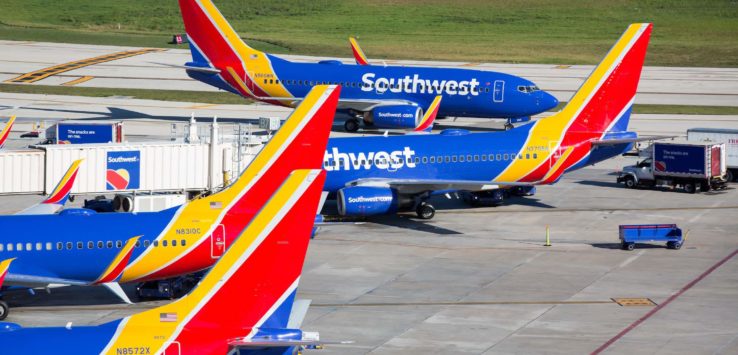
left=116, top=347, right=151, bottom=355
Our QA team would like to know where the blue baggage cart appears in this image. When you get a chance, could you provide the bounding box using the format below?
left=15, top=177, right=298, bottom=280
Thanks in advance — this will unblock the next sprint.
left=619, top=224, right=684, bottom=250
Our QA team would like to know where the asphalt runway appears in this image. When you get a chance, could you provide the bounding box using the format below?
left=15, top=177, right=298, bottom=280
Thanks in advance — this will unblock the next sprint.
left=2, top=40, right=738, bottom=107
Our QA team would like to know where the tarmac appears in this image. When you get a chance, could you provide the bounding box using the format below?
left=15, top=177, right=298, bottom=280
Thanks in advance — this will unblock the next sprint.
left=1, top=41, right=738, bottom=354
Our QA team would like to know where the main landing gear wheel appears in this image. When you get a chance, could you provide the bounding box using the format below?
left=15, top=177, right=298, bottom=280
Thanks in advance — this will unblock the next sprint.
left=416, top=203, right=435, bottom=220
left=344, top=118, right=360, bottom=132
left=504, top=122, right=514, bottom=131
left=0, top=300, right=8, bottom=320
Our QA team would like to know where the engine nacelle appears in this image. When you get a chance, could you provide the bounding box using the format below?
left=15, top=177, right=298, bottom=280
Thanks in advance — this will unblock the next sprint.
left=337, top=186, right=399, bottom=216
left=365, top=105, right=421, bottom=129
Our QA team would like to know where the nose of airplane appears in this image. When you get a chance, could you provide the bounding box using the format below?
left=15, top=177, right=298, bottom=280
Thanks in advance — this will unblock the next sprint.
left=538, top=90, right=559, bottom=111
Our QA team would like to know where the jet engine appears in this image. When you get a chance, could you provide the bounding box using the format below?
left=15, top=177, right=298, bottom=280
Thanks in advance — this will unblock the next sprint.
left=337, top=186, right=414, bottom=216
left=364, top=105, right=422, bottom=129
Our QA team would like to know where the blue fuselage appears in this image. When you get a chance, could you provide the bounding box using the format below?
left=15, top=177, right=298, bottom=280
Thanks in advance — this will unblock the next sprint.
left=190, top=54, right=558, bottom=119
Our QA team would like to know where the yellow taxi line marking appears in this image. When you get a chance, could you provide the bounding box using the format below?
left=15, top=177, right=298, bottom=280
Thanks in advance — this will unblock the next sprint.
left=4, top=48, right=163, bottom=84
left=186, top=104, right=219, bottom=109
left=461, top=62, right=481, bottom=67
left=555, top=65, right=572, bottom=69
left=61, top=76, right=95, bottom=86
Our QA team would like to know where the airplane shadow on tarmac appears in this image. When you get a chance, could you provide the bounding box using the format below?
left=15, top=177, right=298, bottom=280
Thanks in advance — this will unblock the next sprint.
left=16, top=106, right=262, bottom=124
left=3, top=283, right=140, bottom=308
left=591, top=243, right=674, bottom=250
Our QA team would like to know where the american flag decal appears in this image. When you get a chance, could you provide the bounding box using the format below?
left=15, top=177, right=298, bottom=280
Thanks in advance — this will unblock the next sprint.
left=160, top=312, right=177, bottom=322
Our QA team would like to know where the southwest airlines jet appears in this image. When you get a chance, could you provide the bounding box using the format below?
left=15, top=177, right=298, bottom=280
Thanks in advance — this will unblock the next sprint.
left=0, top=169, right=331, bottom=355
left=0, top=115, right=15, bottom=149
left=15, top=159, right=82, bottom=215
left=323, top=24, right=654, bottom=219
left=177, top=0, right=558, bottom=132
left=0, top=86, right=339, bottom=320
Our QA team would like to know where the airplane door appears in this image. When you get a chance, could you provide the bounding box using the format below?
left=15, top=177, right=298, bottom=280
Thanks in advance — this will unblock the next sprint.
left=163, top=341, right=181, bottom=355
left=210, top=224, right=226, bottom=259
left=493, top=80, right=504, bottom=103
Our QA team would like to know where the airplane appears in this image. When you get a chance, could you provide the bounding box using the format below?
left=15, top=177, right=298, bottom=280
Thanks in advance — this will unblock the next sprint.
left=15, top=159, right=83, bottom=215
left=177, top=0, right=558, bottom=133
left=0, top=115, right=16, bottom=149
left=0, top=85, right=338, bottom=319
left=320, top=23, right=654, bottom=220
left=0, top=169, right=335, bottom=354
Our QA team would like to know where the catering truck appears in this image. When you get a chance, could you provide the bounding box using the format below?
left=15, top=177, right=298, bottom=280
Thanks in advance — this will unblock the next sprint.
left=617, top=141, right=727, bottom=193
left=687, top=128, right=738, bottom=182
left=47, top=120, right=124, bottom=144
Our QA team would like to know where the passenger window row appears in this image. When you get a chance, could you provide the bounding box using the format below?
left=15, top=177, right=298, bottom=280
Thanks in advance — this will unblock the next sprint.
left=323, top=153, right=539, bottom=168
left=0, top=239, right=188, bottom=252
left=262, top=78, right=492, bottom=94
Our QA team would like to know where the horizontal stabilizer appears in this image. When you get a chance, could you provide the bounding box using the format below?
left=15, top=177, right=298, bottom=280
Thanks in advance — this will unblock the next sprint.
left=150, top=61, right=221, bottom=74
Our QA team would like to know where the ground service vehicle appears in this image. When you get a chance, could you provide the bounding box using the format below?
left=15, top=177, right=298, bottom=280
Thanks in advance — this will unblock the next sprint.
left=687, top=128, right=738, bottom=182
left=619, top=224, right=684, bottom=250
left=618, top=141, right=727, bottom=193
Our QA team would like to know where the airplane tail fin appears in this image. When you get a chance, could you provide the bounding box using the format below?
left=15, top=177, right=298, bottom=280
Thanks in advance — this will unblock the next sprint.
left=349, top=37, right=370, bottom=65
left=195, top=85, right=337, bottom=245
left=500, top=25, right=651, bottom=185
left=0, top=115, right=16, bottom=149
left=413, top=96, right=442, bottom=133
left=103, top=170, right=326, bottom=353
left=178, top=0, right=292, bottom=100
left=541, top=24, right=651, bottom=140
left=178, top=0, right=260, bottom=66
left=43, top=159, right=83, bottom=205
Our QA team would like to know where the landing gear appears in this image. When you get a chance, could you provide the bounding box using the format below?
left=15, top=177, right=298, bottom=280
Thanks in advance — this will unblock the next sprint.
left=0, top=299, right=8, bottom=320
left=504, top=122, right=514, bottom=131
left=416, top=202, right=435, bottom=220
left=344, top=118, right=360, bottom=133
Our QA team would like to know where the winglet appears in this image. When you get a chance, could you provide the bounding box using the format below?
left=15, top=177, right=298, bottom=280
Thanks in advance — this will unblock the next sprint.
left=43, top=159, right=83, bottom=205
left=414, top=96, right=442, bottom=133
left=0, top=115, right=16, bottom=149
left=349, top=37, right=369, bottom=66
left=0, top=258, right=15, bottom=286
left=94, top=236, right=141, bottom=284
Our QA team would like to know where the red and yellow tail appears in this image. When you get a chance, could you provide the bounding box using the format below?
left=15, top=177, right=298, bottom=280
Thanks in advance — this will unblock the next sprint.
left=496, top=24, right=652, bottom=184
left=101, top=170, right=326, bottom=354
left=178, top=0, right=293, bottom=104
left=0, top=115, right=16, bottom=149
left=43, top=159, right=83, bottom=205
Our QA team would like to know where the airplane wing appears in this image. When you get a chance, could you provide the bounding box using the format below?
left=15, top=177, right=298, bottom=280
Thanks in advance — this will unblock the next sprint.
left=15, top=159, right=83, bottom=215
left=591, top=135, right=676, bottom=146
left=347, top=178, right=533, bottom=195
left=0, top=115, right=17, bottom=149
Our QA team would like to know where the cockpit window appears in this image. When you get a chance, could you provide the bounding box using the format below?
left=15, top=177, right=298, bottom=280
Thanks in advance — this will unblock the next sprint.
left=517, top=85, right=540, bottom=93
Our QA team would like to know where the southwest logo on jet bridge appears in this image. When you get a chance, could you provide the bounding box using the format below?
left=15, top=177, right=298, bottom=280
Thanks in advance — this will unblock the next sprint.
left=106, top=150, right=141, bottom=190
left=324, top=147, right=416, bottom=171
left=361, top=73, right=481, bottom=96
